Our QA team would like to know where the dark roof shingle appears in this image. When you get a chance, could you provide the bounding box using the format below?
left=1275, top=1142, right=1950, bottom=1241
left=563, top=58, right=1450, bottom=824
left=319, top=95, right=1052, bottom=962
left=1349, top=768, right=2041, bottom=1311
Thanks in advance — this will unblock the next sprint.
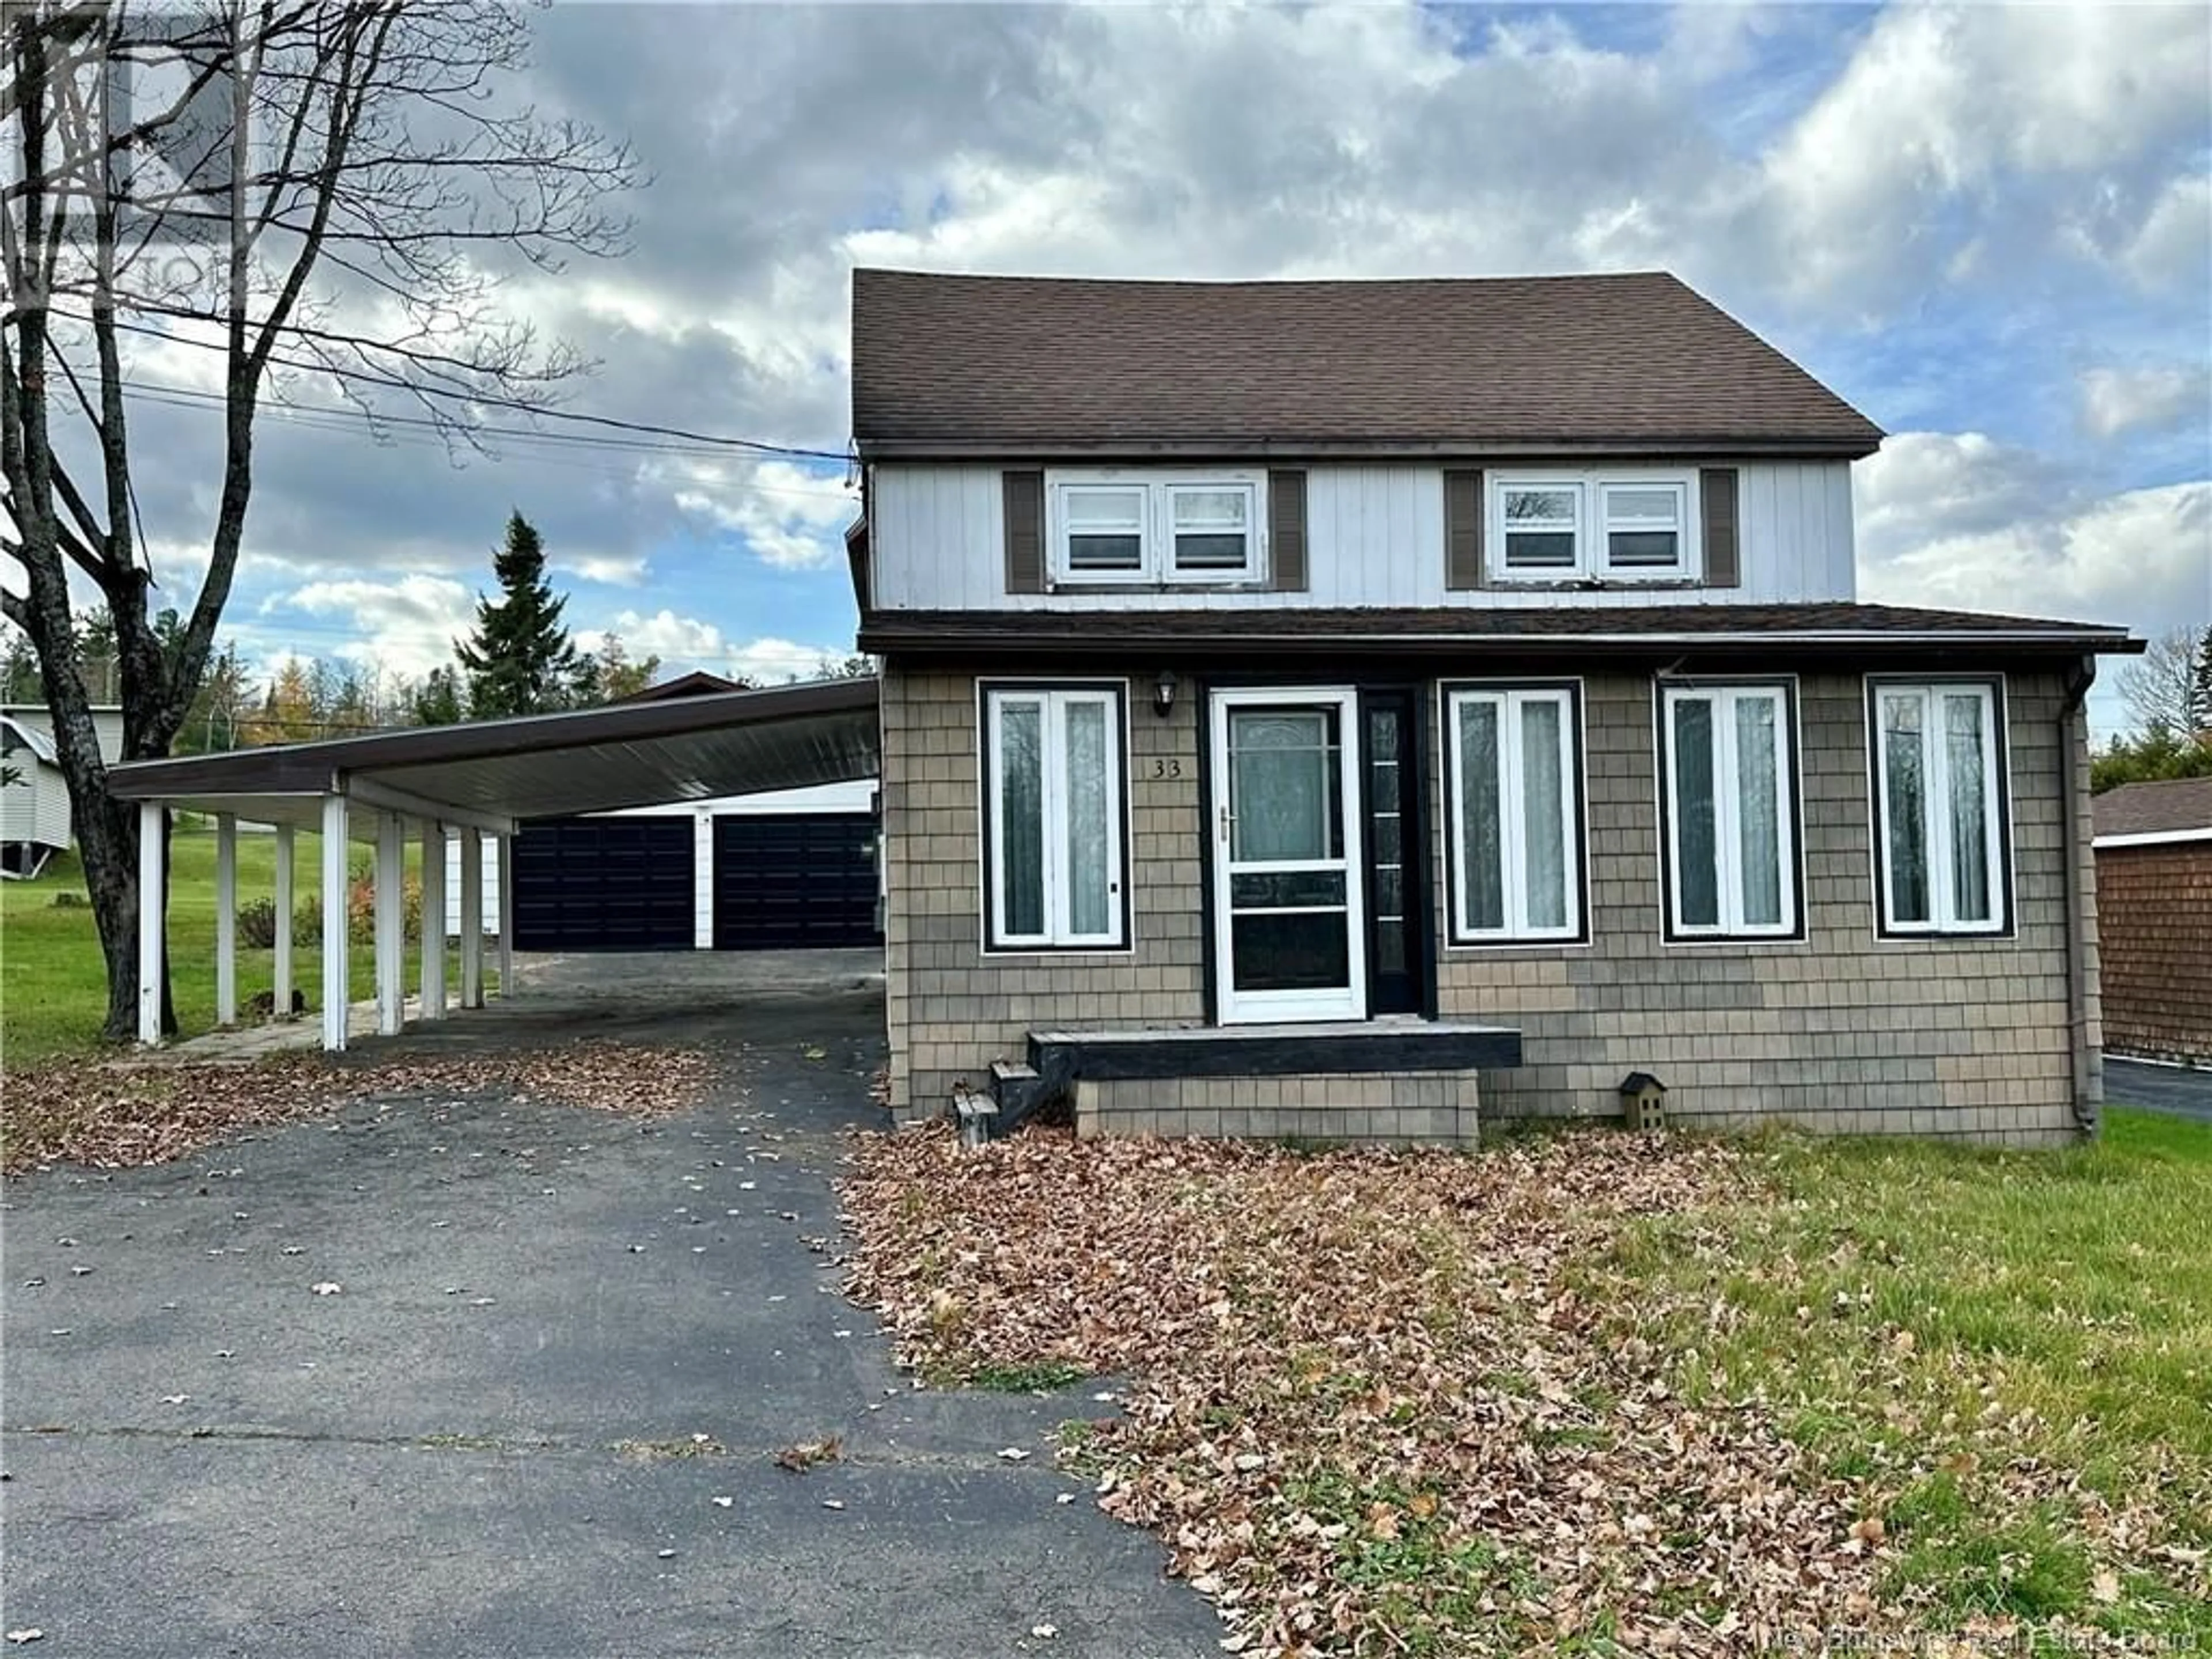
left=850, top=269, right=1885, bottom=456
left=2094, top=777, right=2212, bottom=840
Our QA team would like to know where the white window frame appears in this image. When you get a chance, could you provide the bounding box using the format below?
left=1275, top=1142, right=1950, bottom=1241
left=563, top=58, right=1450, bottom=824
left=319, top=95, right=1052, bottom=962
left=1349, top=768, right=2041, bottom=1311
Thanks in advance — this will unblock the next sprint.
left=1490, top=469, right=1701, bottom=583
left=1869, top=677, right=2010, bottom=937
left=1442, top=682, right=1586, bottom=945
left=1658, top=680, right=1800, bottom=941
left=979, top=681, right=1130, bottom=953
left=1045, top=469, right=1267, bottom=587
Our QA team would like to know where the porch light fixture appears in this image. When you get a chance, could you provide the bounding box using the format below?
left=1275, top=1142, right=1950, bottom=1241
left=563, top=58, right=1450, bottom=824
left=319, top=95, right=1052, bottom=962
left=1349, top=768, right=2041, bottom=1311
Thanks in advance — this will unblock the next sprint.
left=1153, top=671, right=1179, bottom=718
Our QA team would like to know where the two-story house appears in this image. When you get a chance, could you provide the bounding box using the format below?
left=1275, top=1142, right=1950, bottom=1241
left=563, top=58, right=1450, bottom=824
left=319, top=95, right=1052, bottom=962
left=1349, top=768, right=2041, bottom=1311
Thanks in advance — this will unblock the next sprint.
left=847, top=269, right=2138, bottom=1147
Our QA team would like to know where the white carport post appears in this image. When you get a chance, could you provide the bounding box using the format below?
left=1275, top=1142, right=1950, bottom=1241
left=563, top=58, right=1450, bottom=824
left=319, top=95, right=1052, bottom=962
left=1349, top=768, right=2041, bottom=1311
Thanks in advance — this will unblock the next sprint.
left=272, top=823, right=295, bottom=1016
left=374, top=810, right=406, bottom=1036
left=459, top=825, right=484, bottom=1009
left=214, top=812, right=238, bottom=1025
left=419, top=819, right=446, bottom=1021
left=496, top=833, right=514, bottom=998
left=320, top=796, right=349, bottom=1052
left=137, top=801, right=166, bottom=1045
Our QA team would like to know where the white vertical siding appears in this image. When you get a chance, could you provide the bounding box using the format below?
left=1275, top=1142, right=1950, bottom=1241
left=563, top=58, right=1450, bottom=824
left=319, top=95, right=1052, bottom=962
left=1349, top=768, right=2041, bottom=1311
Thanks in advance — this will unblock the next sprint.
left=869, top=460, right=1857, bottom=611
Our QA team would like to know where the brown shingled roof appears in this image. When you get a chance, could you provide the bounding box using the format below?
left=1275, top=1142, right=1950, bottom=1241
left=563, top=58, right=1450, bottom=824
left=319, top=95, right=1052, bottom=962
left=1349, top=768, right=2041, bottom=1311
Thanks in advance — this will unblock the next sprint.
left=850, top=269, right=1885, bottom=457
left=2094, top=776, right=2212, bottom=840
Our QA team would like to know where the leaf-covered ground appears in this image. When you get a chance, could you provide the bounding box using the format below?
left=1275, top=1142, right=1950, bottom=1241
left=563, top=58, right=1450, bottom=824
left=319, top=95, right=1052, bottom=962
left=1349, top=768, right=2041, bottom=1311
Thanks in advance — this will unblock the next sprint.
left=840, top=1120, right=2210, bottom=1657
left=2, top=1042, right=713, bottom=1175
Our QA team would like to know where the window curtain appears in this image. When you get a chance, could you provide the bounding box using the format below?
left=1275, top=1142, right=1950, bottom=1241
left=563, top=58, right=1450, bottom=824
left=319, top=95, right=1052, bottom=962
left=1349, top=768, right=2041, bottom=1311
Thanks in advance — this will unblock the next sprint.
left=1672, top=699, right=1719, bottom=927
left=1063, top=700, right=1110, bottom=936
left=1882, top=694, right=1929, bottom=923
left=1520, top=699, right=1567, bottom=929
left=1000, top=702, right=1045, bottom=937
left=1233, top=712, right=1334, bottom=862
left=1944, top=693, right=1990, bottom=923
left=1734, top=696, right=1782, bottom=927
left=1458, top=702, right=1505, bottom=930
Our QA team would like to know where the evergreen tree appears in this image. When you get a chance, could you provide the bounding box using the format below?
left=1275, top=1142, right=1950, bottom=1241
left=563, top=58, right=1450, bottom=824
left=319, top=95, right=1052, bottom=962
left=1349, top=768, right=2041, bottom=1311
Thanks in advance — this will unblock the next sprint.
left=411, top=666, right=467, bottom=726
left=2190, top=626, right=2212, bottom=733
left=456, top=513, right=589, bottom=718
left=1, top=627, right=39, bottom=702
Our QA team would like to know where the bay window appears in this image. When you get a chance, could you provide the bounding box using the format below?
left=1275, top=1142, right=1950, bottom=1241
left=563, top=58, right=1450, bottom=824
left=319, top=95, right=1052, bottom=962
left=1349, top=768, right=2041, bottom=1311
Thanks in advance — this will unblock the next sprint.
left=980, top=682, right=1129, bottom=950
left=1659, top=681, right=1800, bottom=940
left=1870, top=678, right=2009, bottom=935
left=1444, top=683, right=1585, bottom=943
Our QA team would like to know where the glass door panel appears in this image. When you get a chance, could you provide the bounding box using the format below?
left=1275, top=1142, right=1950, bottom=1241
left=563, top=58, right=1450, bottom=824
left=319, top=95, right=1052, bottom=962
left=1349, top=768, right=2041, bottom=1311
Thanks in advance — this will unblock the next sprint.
left=1211, top=691, right=1364, bottom=1024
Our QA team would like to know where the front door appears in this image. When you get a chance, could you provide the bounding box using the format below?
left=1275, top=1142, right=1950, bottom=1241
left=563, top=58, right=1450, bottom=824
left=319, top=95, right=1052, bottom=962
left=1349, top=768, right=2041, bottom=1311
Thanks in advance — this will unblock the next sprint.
left=1210, top=688, right=1366, bottom=1024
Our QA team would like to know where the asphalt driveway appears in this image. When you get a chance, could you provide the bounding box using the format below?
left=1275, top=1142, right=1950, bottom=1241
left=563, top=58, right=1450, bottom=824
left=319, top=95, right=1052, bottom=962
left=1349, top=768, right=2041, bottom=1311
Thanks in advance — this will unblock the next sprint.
left=2107, top=1056, right=2212, bottom=1124
left=2, top=955, right=1217, bottom=1658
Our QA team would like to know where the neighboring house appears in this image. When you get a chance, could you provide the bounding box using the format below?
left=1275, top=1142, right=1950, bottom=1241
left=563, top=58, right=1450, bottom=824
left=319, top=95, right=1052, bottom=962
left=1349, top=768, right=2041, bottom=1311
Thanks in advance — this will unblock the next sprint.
left=442, top=779, right=880, bottom=950
left=0, top=703, right=126, bottom=876
left=2092, top=777, right=2212, bottom=1066
left=847, top=269, right=2138, bottom=1146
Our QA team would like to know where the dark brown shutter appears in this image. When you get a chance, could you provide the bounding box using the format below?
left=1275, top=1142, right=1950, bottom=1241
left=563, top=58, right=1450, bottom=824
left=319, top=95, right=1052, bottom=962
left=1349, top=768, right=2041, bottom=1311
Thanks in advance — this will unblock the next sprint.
left=1444, top=468, right=1485, bottom=590
left=1003, top=470, right=1045, bottom=594
left=1267, top=469, right=1308, bottom=592
left=1700, top=467, right=1740, bottom=589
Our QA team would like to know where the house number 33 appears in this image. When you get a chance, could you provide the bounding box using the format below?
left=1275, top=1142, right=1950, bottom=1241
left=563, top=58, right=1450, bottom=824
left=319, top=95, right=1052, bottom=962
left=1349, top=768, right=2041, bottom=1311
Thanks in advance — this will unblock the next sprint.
left=1152, top=758, right=1184, bottom=779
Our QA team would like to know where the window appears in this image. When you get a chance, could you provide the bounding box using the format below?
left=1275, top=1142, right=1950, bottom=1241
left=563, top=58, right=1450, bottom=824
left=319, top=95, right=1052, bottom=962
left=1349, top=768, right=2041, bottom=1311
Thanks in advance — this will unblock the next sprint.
left=1491, top=471, right=1697, bottom=582
left=980, top=683, right=1128, bottom=950
left=1445, top=683, right=1585, bottom=943
left=1659, top=681, right=1800, bottom=940
left=1048, top=472, right=1263, bottom=585
left=1062, top=486, right=1148, bottom=574
left=1870, top=679, right=2009, bottom=935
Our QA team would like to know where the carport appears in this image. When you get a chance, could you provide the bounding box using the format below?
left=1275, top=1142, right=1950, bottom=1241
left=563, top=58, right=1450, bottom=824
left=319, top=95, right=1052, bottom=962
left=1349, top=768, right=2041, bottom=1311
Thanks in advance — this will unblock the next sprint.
left=103, top=678, right=880, bottom=1051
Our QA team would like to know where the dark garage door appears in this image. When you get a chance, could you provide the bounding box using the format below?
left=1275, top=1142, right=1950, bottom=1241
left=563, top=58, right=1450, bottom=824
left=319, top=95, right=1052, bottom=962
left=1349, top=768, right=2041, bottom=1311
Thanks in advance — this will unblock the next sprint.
left=511, top=817, right=696, bottom=952
left=713, top=813, right=880, bottom=950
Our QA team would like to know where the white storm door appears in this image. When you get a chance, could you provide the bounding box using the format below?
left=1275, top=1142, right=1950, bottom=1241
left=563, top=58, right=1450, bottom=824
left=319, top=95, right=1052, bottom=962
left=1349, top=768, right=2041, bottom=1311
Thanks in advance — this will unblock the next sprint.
left=1209, top=688, right=1366, bottom=1025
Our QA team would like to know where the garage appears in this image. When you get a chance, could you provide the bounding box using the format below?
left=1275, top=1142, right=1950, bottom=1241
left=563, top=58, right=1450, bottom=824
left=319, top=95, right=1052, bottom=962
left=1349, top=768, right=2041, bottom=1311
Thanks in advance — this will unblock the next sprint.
left=713, top=812, right=881, bottom=949
left=510, top=817, right=696, bottom=952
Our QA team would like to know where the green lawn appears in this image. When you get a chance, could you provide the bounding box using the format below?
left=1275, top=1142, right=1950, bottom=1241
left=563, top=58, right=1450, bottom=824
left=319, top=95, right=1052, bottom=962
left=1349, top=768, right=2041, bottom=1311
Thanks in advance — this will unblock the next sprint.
left=1596, top=1108, right=2212, bottom=1638
left=1, top=829, right=486, bottom=1063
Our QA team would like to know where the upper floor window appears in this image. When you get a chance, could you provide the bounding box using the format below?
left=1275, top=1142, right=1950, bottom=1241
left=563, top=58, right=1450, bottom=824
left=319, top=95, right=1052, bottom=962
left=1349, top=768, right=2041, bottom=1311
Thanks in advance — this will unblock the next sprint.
left=1492, top=470, right=1699, bottom=583
left=1047, top=471, right=1264, bottom=586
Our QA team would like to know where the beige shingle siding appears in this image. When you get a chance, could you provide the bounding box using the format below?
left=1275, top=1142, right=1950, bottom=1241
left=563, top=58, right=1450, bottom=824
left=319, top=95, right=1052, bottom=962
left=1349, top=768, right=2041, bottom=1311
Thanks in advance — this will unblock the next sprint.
left=884, top=663, right=2090, bottom=1146
left=1075, top=1073, right=1480, bottom=1147
left=1433, top=672, right=2083, bottom=1146
left=882, top=669, right=1206, bottom=1114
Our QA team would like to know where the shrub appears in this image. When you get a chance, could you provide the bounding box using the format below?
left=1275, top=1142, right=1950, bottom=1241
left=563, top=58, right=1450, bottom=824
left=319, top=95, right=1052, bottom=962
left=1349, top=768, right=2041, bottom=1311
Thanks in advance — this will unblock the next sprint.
left=236, top=876, right=418, bottom=948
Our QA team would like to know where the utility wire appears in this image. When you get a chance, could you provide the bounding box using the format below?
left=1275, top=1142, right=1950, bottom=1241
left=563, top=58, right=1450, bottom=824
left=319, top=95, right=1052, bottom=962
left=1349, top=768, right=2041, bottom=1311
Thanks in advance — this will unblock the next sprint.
left=40, top=309, right=855, bottom=464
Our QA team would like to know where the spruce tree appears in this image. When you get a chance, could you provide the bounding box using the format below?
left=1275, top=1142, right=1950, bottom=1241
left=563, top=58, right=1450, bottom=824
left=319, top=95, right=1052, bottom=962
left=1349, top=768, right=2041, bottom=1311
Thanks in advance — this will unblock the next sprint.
left=456, top=513, right=590, bottom=718
left=2192, top=626, right=2212, bottom=733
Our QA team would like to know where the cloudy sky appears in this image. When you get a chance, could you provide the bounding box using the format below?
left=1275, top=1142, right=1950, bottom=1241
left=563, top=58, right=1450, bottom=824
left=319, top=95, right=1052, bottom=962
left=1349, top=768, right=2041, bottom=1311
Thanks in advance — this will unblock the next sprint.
left=104, top=2, right=2212, bottom=729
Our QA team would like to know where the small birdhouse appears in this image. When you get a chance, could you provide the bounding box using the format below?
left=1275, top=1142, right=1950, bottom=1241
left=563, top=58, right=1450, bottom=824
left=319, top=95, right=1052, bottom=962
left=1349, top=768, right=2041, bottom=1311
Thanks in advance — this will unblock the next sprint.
left=1618, top=1071, right=1668, bottom=1132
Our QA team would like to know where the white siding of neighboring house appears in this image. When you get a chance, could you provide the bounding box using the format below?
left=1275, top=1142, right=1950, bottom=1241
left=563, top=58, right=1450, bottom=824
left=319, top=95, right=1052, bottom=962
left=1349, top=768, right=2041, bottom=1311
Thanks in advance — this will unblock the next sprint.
left=867, top=460, right=1858, bottom=611
left=2, top=760, right=72, bottom=847
left=442, top=780, right=878, bottom=938
left=0, top=704, right=126, bottom=763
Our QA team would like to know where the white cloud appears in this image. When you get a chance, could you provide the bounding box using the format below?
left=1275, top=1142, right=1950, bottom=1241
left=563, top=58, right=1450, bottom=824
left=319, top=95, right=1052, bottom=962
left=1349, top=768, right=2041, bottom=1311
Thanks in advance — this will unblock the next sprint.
left=662, top=459, right=857, bottom=571
left=576, top=611, right=848, bottom=685
left=263, top=574, right=475, bottom=678
left=2118, top=171, right=2212, bottom=292
left=1858, top=437, right=2211, bottom=634
left=2079, top=365, right=2212, bottom=440
left=556, top=552, right=650, bottom=586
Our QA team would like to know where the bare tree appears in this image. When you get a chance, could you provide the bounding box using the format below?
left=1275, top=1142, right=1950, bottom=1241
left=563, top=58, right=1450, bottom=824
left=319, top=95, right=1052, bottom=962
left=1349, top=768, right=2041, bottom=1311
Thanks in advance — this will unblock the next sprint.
left=2, top=1, right=633, bottom=1039
left=2118, top=626, right=2212, bottom=738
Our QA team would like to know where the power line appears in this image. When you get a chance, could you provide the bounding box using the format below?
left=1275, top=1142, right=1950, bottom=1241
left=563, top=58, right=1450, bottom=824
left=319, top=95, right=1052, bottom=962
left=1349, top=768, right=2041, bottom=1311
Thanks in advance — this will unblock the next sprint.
left=42, top=309, right=855, bottom=464
left=119, top=381, right=859, bottom=498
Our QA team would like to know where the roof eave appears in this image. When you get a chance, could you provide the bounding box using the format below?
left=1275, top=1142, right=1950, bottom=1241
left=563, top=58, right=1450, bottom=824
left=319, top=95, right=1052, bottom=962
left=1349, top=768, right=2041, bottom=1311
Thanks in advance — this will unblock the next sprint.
left=852, top=433, right=1884, bottom=464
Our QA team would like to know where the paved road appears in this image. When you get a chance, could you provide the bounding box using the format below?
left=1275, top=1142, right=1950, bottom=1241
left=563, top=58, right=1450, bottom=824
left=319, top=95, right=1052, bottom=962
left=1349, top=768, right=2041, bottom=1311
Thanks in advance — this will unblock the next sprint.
left=2107, top=1057, right=2212, bottom=1124
left=2, top=956, right=1216, bottom=1658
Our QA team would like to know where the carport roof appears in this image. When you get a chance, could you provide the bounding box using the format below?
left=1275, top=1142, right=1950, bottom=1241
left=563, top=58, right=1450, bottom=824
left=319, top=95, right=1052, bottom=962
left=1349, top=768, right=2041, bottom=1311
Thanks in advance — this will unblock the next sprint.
left=104, top=676, right=881, bottom=831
